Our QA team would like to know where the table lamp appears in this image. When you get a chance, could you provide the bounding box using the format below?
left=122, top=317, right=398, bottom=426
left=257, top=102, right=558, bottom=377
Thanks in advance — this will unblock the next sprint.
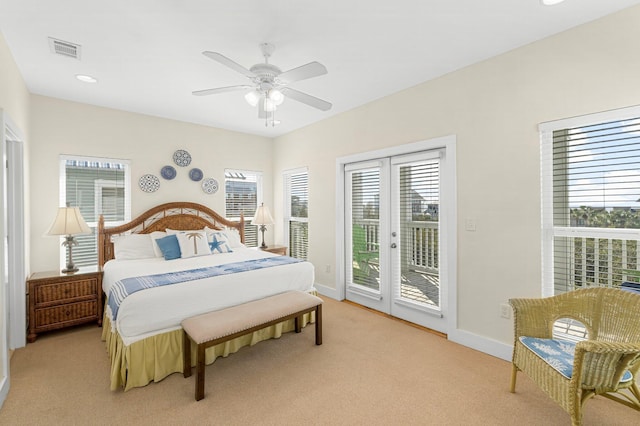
left=252, top=203, right=274, bottom=249
left=47, top=205, right=92, bottom=273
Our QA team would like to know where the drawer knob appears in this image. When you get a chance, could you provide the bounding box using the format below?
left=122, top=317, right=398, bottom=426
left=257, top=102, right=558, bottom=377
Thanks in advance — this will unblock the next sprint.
left=66, top=310, right=71, bottom=316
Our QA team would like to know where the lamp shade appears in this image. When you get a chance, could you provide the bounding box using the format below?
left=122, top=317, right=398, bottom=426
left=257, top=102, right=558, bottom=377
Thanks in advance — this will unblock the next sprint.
left=46, top=206, right=92, bottom=236
left=252, top=203, right=274, bottom=225
left=244, top=90, right=260, bottom=107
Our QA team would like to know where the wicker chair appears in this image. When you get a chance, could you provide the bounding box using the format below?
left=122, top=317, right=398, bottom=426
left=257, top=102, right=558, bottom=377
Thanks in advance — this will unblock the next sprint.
left=509, top=287, right=640, bottom=426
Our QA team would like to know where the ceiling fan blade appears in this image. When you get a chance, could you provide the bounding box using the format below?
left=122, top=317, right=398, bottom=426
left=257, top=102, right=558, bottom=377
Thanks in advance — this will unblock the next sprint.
left=281, top=87, right=332, bottom=111
left=278, top=61, right=327, bottom=84
left=192, top=85, right=253, bottom=96
left=202, top=51, right=256, bottom=78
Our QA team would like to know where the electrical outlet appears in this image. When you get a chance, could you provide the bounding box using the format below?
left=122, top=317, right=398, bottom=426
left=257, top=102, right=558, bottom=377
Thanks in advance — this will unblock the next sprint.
left=324, top=264, right=331, bottom=273
left=500, top=303, right=511, bottom=319
left=465, top=217, right=476, bottom=231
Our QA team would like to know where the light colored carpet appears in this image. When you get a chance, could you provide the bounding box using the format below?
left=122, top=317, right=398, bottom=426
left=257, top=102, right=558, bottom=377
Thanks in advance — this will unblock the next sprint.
left=1, top=297, right=638, bottom=425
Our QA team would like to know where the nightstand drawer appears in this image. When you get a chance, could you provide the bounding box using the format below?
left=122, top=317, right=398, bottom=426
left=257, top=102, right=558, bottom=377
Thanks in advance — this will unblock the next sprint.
left=33, top=278, right=98, bottom=306
left=27, top=267, right=103, bottom=342
left=34, top=300, right=98, bottom=327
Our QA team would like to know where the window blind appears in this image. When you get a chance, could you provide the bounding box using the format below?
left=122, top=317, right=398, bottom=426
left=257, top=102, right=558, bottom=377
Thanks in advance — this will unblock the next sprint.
left=61, top=157, right=130, bottom=268
left=224, top=170, right=260, bottom=247
left=284, top=169, right=309, bottom=260
left=348, top=166, right=381, bottom=291
left=396, top=159, right=440, bottom=306
left=541, top=109, right=640, bottom=295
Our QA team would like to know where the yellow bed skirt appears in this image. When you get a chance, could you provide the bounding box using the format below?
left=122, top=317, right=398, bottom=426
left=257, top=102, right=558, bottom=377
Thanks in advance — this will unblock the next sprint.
left=102, top=304, right=315, bottom=391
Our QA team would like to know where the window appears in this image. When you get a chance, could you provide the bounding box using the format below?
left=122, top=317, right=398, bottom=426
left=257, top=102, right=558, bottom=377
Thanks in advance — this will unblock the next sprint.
left=541, top=106, right=640, bottom=296
left=60, top=155, right=131, bottom=268
left=284, top=168, right=309, bottom=260
left=225, top=169, right=262, bottom=247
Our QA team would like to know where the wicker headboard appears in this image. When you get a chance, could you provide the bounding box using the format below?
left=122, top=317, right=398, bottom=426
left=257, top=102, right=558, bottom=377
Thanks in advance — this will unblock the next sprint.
left=97, top=202, right=245, bottom=267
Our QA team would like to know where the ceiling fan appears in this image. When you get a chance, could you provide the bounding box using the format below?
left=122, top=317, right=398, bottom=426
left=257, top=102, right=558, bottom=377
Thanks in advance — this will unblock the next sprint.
left=192, top=43, right=332, bottom=125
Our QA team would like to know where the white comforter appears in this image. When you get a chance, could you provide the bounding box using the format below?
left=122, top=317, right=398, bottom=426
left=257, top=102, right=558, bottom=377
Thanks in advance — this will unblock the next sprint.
left=102, top=248, right=315, bottom=345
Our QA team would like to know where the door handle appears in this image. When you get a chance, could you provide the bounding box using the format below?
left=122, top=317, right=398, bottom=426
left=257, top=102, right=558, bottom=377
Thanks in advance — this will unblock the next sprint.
left=391, top=243, right=397, bottom=248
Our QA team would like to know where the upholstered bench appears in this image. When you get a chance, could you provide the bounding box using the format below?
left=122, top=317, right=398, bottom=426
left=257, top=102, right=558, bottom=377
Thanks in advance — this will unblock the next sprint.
left=182, top=290, right=323, bottom=401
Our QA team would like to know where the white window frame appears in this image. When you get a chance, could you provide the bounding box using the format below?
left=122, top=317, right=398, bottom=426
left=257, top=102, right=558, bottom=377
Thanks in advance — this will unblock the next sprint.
left=540, top=105, right=640, bottom=296
left=94, top=179, right=127, bottom=227
left=224, top=169, right=263, bottom=247
left=59, top=155, right=131, bottom=268
left=283, top=167, right=309, bottom=259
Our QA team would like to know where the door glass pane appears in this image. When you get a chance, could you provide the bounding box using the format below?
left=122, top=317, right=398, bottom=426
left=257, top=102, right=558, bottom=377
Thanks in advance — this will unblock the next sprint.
left=398, top=160, right=440, bottom=308
left=351, top=168, right=380, bottom=290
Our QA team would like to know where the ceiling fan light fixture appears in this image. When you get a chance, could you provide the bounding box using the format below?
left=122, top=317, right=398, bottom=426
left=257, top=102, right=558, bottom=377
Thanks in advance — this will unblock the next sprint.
left=245, top=90, right=261, bottom=107
left=268, top=89, right=284, bottom=106
left=264, top=97, right=277, bottom=112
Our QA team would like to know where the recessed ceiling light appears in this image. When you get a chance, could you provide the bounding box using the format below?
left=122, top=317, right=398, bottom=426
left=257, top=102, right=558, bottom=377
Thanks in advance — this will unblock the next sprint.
left=75, top=74, right=97, bottom=83
left=541, top=0, right=566, bottom=5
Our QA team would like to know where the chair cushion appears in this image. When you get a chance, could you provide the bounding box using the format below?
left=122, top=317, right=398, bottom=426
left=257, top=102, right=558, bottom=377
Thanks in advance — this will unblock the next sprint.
left=519, top=337, right=633, bottom=383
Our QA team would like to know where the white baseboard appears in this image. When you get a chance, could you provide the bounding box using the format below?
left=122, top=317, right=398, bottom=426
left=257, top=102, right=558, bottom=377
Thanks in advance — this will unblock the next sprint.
left=448, top=328, right=513, bottom=362
left=313, top=282, right=342, bottom=300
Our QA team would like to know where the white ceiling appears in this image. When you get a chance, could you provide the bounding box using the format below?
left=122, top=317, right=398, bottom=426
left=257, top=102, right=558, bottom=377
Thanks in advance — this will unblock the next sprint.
left=1, top=0, right=639, bottom=138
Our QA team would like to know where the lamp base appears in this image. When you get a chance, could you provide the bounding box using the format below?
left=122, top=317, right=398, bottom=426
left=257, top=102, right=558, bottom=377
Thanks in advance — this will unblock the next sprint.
left=62, top=235, right=79, bottom=274
left=61, top=266, right=79, bottom=274
left=259, top=224, right=268, bottom=249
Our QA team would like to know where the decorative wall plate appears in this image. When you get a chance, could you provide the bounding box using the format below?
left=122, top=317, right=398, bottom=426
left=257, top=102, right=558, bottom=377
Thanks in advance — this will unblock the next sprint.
left=189, top=168, right=203, bottom=182
left=173, top=149, right=192, bottom=167
left=161, top=165, right=177, bottom=180
left=139, top=174, right=160, bottom=193
left=201, top=177, right=218, bottom=194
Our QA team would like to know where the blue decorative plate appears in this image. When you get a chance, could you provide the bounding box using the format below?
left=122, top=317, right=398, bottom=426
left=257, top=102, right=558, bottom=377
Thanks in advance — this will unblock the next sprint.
left=201, top=177, right=218, bottom=194
left=189, top=168, right=203, bottom=182
left=173, top=149, right=192, bottom=167
left=139, top=174, right=160, bottom=193
left=161, top=165, right=176, bottom=180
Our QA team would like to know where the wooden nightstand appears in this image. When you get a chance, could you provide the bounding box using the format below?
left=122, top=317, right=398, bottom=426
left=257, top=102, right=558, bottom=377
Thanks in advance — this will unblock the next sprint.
left=260, top=245, right=288, bottom=256
left=27, top=266, right=103, bottom=343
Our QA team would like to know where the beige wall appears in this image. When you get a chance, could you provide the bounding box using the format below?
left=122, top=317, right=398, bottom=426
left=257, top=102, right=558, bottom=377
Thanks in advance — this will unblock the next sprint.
left=0, top=32, right=30, bottom=132
left=273, top=6, right=640, bottom=348
left=29, top=95, right=272, bottom=272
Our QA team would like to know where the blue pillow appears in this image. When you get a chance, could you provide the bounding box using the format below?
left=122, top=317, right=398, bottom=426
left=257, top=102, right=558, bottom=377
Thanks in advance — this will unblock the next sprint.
left=155, top=234, right=181, bottom=260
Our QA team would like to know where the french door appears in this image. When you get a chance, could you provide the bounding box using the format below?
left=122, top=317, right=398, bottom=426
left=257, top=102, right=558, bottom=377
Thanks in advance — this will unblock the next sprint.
left=345, top=150, right=448, bottom=332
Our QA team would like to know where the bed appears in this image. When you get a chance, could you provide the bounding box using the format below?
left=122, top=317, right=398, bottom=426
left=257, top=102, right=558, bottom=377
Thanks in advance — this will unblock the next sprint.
left=98, top=202, right=316, bottom=391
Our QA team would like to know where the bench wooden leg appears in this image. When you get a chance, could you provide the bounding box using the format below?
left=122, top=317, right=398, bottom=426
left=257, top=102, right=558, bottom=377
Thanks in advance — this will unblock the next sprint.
left=196, top=344, right=206, bottom=401
left=295, top=315, right=302, bottom=333
left=315, top=304, right=323, bottom=345
left=183, top=331, right=192, bottom=378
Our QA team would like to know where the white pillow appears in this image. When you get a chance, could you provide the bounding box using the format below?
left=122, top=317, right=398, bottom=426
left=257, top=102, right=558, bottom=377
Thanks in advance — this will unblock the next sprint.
left=224, top=226, right=244, bottom=248
left=205, top=226, right=244, bottom=248
left=206, top=231, right=233, bottom=254
left=175, top=230, right=211, bottom=258
left=150, top=231, right=167, bottom=257
left=111, top=234, right=156, bottom=260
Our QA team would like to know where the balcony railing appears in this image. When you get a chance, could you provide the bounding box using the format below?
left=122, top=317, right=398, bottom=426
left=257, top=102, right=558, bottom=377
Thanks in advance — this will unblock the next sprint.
left=352, top=219, right=440, bottom=307
left=353, top=219, right=438, bottom=274
left=407, top=221, right=439, bottom=273
left=554, top=235, right=640, bottom=292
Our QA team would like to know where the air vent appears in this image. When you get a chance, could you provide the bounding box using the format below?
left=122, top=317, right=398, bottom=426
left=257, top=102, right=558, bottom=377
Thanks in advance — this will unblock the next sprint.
left=48, top=37, right=81, bottom=60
